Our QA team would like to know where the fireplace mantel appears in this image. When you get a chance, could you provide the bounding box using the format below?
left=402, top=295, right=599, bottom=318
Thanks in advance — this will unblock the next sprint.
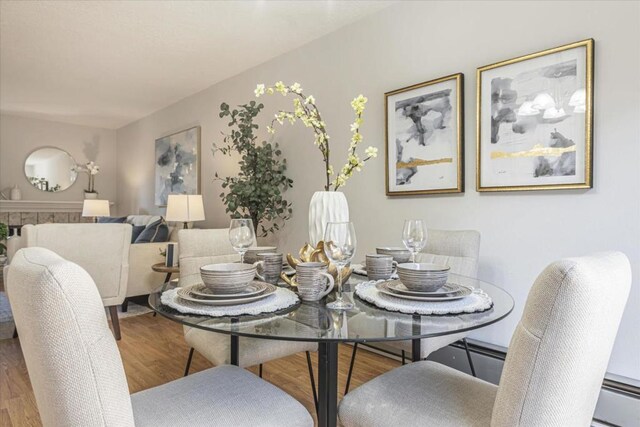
left=0, top=200, right=114, bottom=213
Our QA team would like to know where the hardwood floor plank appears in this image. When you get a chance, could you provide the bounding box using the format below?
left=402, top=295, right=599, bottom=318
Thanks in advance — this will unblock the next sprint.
left=0, top=311, right=398, bottom=426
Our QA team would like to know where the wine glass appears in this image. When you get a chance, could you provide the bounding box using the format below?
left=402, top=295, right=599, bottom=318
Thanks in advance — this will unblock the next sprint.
left=402, top=219, right=427, bottom=263
left=229, top=218, right=255, bottom=263
left=323, top=222, right=357, bottom=310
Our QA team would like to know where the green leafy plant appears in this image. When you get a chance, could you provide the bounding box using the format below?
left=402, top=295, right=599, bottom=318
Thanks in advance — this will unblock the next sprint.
left=214, top=101, right=293, bottom=237
left=0, top=223, right=8, bottom=256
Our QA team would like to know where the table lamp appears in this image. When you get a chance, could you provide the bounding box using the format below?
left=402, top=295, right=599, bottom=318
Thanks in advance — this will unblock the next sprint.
left=82, top=199, right=110, bottom=223
left=165, top=194, right=205, bottom=229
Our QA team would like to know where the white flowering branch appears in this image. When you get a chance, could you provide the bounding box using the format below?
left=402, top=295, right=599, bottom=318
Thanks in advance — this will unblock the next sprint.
left=255, top=82, right=377, bottom=191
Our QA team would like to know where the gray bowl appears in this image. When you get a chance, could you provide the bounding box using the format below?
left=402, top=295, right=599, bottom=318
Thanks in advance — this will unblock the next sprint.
left=376, top=247, right=412, bottom=263
left=200, top=263, right=256, bottom=294
left=397, top=263, right=450, bottom=292
left=244, top=246, right=278, bottom=264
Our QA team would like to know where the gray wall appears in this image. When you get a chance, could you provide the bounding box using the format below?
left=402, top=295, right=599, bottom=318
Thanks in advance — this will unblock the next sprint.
left=116, top=1, right=640, bottom=381
left=0, top=114, right=117, bottom=201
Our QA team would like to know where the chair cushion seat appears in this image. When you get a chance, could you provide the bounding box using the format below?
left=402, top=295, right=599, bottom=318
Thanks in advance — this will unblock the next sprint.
left=131, top=365, right=313, bottom=427
left=184, top=327, right=318, bottom=368
left=339, top=361, right=497, bottom=427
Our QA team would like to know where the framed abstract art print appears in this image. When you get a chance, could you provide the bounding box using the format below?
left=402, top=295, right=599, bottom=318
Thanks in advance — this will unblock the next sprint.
left=477, top=39, right=594, bottom=192
left=155, top=126, right=201, bottom=206
left=385, top=73, right=464, bottom=196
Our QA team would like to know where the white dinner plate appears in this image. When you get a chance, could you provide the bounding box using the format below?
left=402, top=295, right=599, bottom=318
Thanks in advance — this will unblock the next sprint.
left=375, top=282, right=471, bottom=302
left=188, top=282, right=268, bottom=299
left=177, top=283, right=277, bottom=305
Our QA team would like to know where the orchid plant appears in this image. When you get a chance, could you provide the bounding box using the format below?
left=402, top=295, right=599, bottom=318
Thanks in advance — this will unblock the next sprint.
left=73, top=161, right=100, bottom=193
left=255, top=82, right=377, bottom=191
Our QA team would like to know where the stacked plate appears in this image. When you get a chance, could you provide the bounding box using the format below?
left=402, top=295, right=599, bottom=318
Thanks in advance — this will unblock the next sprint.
left=376, top=280, right=471, bottom=302
left=397, top=263, right=450, bottom=292
left=177, top=281, right=277, bottom=306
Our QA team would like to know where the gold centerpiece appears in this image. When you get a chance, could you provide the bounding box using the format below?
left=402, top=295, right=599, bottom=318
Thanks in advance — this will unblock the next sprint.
left=281, top=241, right=352, bottom=287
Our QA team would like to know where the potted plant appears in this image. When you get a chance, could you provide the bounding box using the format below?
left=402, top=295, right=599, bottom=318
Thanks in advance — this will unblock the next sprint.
left=73, top=161, right=101, bottom=199
left=255, top=82, right=377, bottom=246
left=0, top=222, right=8, bottom=265
left=214, top=100, right=293, bottom=237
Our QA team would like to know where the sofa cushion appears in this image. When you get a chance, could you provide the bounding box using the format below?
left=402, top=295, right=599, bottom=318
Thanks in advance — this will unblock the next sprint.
left=98, top=216, right=127, bottom=224
left=131, top=225, right=146, bottom=243
left=135, top=219, right=169, bottom=243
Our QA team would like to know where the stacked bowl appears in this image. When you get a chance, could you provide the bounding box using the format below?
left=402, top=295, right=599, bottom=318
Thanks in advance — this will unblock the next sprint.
left=376, top=247, right=412, bottom=263
left=396, top=263, right=450, bottom=292
left=244, top=246, right=278, bottom=264
left=200, top=263, right=256, bottom=294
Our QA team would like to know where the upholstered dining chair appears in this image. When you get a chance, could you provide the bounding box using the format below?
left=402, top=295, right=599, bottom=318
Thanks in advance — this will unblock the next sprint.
left=339, top=252, right=631, bottom=427
left=178, top=229, right=319, bottom=406
left=7, top=247, right=313, bottom=427
left=345, top=229, right=481, bottom=393
left=18, top=223, right=132, bottom=340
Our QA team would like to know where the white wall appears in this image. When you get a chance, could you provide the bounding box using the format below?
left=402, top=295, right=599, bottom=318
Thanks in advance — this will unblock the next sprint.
left=116, top=1, right=640, bottom=381
left=0, top=114, right=117, bottom=201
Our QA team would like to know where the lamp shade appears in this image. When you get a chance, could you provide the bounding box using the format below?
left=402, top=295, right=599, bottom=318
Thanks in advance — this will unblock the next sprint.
left=82, top=199, right=110, bottom=217
left=165, top=194, right=205, bottom=223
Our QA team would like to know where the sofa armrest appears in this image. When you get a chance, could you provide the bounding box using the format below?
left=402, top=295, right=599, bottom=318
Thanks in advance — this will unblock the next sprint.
left=127, top=242, right=176, bottom=298
left=6, top=236, right=25, bottom=263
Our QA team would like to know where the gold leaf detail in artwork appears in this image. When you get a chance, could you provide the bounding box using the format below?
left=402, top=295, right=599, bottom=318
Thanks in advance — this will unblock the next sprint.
left=490, top=144, right=576, bottom=159
left=397, top=157, right=453, bottom=168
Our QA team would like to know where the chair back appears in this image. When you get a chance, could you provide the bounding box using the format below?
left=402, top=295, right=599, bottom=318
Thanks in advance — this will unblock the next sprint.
left=416, top=229, right=480, bottom=277
left=7, top=247, right=135, bottom=426
left=178, top=228, right=241, bottom=287
left=491, top=252, right=631, bottom=426
left=21, top=223, right=132, bottom=306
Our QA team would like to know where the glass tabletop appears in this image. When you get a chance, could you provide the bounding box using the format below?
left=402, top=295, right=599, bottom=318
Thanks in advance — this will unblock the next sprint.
left=148, top=274, right=514, bottom=343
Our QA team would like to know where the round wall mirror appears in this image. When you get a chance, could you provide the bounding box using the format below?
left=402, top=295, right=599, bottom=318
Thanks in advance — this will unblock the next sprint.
left=24, top=147, right=78, bottom=192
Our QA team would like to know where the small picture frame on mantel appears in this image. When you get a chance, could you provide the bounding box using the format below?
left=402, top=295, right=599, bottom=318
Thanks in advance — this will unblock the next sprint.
left=476, top=39, right=594, bottom=192
left=385, top=73, right=464, bottom=196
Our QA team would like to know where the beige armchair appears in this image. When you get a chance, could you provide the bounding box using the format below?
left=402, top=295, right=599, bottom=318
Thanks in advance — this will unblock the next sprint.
left=345, top=229, right=481, bottom=392
left=339, top=252, right=631, bottom=427
left=7, top=247, right=313, bottom=427
left=19, top=223, right=131, bottom=339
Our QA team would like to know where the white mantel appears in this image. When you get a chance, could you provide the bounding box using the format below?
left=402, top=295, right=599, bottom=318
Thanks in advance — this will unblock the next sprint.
left=0, top=200, right=114, bottom=213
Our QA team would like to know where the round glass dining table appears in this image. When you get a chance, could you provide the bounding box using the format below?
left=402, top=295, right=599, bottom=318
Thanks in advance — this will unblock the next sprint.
left=149, top=274, right=514, bottom=427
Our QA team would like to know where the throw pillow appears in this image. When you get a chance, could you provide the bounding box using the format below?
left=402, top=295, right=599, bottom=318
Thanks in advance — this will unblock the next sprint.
left=97, top=216, right=127, bottom=224
left=135, top=218, right=169, bottom=243
left=131, top=225, right=146, bottom=243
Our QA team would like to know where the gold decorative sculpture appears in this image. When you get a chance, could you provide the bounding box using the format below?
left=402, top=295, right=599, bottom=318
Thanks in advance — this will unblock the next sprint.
left=281, top=241, right=352, bottom=287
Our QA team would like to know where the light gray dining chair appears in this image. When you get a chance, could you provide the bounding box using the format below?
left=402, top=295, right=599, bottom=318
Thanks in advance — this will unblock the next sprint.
left=178, top=229, right=319, bottom=406
left=345, top=229, right=480, bottom=393
left=339, top=251, right=631, bottom=427
left=7, top=247, right=313, bottom=427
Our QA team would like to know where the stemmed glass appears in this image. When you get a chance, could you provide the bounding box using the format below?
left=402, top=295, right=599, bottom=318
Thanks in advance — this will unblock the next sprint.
left=229, top=218, right=255, bottom=264
left=402, top=219, right=427, bottom=263
left=323, top=222, right=357, bottom=310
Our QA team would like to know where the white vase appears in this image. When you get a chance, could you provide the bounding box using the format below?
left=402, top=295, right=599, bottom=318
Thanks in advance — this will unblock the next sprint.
left=10, top=185, right=21, bottom=201
left=308, top=191, right=349, bottom=247
left=84, top=191, right=98, bottom=199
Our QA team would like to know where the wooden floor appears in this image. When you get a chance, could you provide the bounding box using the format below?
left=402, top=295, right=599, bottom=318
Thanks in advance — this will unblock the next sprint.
left=0, top=310, right=400, bottom=426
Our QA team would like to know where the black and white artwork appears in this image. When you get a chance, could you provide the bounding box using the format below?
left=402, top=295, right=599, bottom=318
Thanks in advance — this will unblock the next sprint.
left=385, top=74, right=463, bottom=195
left=155, top=126, right=200, bottom=206
left=478, top=40, right=593, bottom=191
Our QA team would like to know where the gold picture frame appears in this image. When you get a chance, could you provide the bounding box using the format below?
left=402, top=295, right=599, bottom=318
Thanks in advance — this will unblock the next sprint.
left=154, top=126, right=201, bottom=207
left=385, top=73, right=464, bottom=196
left=476, top=39, right=594, bottom=192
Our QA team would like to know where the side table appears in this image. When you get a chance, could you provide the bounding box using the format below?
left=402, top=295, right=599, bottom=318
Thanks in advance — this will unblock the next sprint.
left=152, top=262, right=180, bottom=284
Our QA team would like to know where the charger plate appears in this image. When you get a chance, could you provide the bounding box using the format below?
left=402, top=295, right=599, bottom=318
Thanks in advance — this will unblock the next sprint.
left=177, top=283, right=276, bottom=306
left=376, top=282, right=471, bottom=302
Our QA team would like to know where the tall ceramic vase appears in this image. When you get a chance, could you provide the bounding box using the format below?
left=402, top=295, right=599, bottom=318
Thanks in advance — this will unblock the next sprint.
left=308, top=191, right=349, bottom=247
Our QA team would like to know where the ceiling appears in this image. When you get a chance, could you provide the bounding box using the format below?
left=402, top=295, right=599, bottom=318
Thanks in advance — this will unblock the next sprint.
left=0, top=1, right=392, bottom=129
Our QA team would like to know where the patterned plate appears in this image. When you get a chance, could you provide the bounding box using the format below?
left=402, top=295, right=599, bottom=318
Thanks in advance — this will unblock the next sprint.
left=385, top=280, right=466, bottom=296
left=189, top=282, right=268, bottom=299
left=376, top=282, right=471, bottom=302
left=177, top=283, right=277, bottom=306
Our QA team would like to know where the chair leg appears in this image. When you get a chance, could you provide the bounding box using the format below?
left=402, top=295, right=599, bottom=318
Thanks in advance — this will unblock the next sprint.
left=259, top=363, right=263, bottom=378
left=184, top=348, right=195, bottom=376
left=462, top=338, right=476, bottom=377
left=121, top=298, right=129, bottom=313
left=108, top=306, right=121, bottom=340
left=305, top=351, right=318, bottom=417
left=401, top=350, right=406, bottom=365
left=344, top=343, right=359, bottom=395
left=12, top=327, right=18, bottom=339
